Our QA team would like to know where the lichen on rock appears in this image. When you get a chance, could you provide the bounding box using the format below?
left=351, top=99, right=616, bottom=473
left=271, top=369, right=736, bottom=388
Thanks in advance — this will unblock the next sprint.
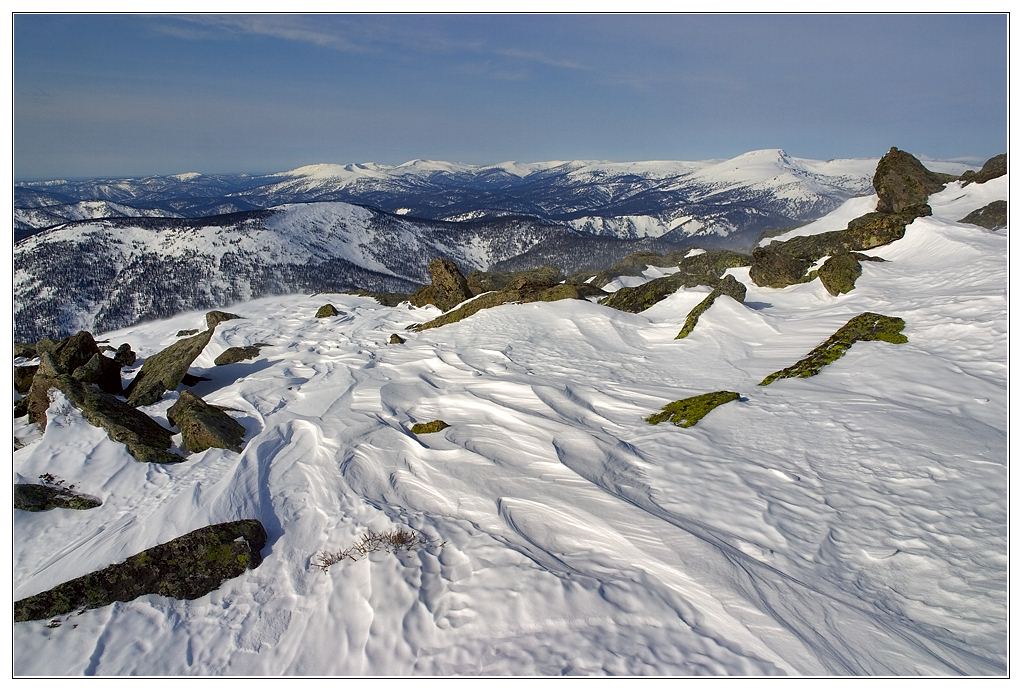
left=759, top=312, right=908, bottom=386
left=411, top=420, right=450, bottom=434
left=14, top=483, right=101, bottom=512
left=646, top=391, right=740, bottom=428
left=675, top=275, right=747, bottom=339
left=124, top=329, right=214, bottom=407
left=167, top=390, right=246, bottom=453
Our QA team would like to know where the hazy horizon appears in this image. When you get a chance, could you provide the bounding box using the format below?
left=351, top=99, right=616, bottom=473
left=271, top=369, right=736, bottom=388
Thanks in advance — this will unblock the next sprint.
left=14, top=14, right=1007, bottom=179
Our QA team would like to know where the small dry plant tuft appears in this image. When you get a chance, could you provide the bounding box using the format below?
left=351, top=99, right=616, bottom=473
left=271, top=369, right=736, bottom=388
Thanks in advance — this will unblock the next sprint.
left=312, top=528, right=443, bottom=572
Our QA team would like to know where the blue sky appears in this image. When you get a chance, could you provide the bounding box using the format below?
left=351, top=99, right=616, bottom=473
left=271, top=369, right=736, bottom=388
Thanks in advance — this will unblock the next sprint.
left=14, top=13, right=1007, bottom=179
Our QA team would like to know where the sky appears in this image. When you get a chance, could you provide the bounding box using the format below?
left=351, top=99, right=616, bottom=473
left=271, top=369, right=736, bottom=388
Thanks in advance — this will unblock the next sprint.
left=13, top=13, right=1008, bottom=179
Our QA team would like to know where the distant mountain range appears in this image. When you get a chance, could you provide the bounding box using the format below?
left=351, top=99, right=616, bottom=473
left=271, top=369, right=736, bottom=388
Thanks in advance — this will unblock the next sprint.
left=13, top=150, right=972, bottom=341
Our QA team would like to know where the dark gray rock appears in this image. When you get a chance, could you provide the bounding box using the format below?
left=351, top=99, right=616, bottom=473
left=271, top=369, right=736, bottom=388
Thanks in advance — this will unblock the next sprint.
left=14, top=365, right=37, bottom=395
left=113, top=343, right=137, bottom=366
left=14, top=484, right=101, bottom=512
left=409, top=258, right=474, bottom=311
left=388, top=334, right=406, bottom=344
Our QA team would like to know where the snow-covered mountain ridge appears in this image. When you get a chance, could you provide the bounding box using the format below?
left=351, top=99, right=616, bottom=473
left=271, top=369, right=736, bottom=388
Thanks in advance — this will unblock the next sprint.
left=15, top=150, right=972, bottom=241
left=12, top=175, right=1006, bottom=675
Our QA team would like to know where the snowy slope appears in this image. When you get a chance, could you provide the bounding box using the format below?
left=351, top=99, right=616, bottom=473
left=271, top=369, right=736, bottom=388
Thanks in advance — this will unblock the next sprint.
left=12, top=184, right=1006, bottom=675
left=14, top=200, right=174, bottom=232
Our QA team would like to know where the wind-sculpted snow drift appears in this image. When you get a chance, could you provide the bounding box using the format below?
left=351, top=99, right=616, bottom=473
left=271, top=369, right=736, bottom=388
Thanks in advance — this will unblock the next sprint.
left=12, top=173, right=1006, bottom=675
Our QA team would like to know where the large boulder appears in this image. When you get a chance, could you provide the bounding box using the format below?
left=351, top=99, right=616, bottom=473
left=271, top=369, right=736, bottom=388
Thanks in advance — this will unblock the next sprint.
left=410, top=258, right=474, bottom=311
left=71, top=353, right=124, bottom=394
left=467, top=266, right=562, bottom=295
left=959, top=200, right=1007, bottom=230
left=14, top=520, right=267, bottom=622
left=873, top=147, right=953, bottom=213
left=206, top=311, right=242, bottom=329
left=124, top=329, right=214, bottom=407
left=960, top=154, right=1006, bottom=185
left=167, top=391, right=246, bottom=453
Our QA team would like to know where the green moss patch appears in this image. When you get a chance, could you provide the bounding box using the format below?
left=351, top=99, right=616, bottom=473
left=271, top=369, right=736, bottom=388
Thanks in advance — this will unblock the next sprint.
left=646, top=391, right=740, bottom=428
left=14, top=520, right=267, bottom=622
left=759, top=312, right=907, bottom=386
left=315, top=303, right=340, bottom=318
left=411, top=420, right=450, bottom=434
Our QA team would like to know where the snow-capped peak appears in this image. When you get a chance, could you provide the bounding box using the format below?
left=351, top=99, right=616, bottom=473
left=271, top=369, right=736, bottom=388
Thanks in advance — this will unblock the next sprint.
left=170, top=172, right=203, bottom=181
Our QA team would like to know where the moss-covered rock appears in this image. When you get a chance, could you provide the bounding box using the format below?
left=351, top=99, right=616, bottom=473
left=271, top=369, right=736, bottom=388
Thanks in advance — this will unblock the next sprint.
left=410, top=258, right=475, bottom=311
left=675, top=275, right=747, bottom=339
left=71, top=353, right=124, bottom=395
left=13, top=520, right=267, bottom=622
left=412, top=281, right=602, bottom=331
left=206, top=311, right=242, bottom=329
left=388, top=334, right=406, bottom=345
left=749, top=246, right=813, bottom=288
left=50, top=331, right=102, bottom=374
left=760, top=312, right=908, bottom=386
left=959, top=154, right=1006, bottom=185
left=600, top=251, right=751, bottom=313
left=14, top=365, right=37, bottom=395
left=214, top=345, right=262, bottom=366
left=14, top=483, right=102, bottom=512
left=467, top=266, right=563, bottom=295
left=411, top=420, right=450, bottom=434
left=818, top=252, right=863, bottom=296
left=124, top=329, right=214, bottom=407
left=176, top=329, right=201, bottom=337
left=646, top=391, right=740, bottom=428
left=845, top=205, right=930, bottom=249
left=874, top=147, right=954, bottom=213
left=959, top=200, right=1007, bottom=230
left=315, top=303, right=340, bottom=318
left=357, top=291, right=410, bottom=307
left=167, top=390, right=245, bottom=453
left=113, top=343, right=137, bottom=366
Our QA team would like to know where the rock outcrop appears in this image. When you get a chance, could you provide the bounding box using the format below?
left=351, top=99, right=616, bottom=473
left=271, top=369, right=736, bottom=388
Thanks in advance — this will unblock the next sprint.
left=113, top=343, right=137, bottom=366
left=818, top=252, right=863, bottom=296
left=646, top=391, right=740, bottom=428
left=601, top=250, right=750, bottom=313
left=959, top=200, right=1007, bottom=230
left=675, top=275, right=747, bottom=339
left=167, top=391, right=246, bottom=453
left=14, top=520, right=267, bottom=622
left=409, top=258, right=474, bottom=312
left=874, top=147, right=955, bottom=213
left=760, top=312, right=908, bottom=386
left=960, top=153, right=1007, bottom=185
left=412, top=276, right=603, bottom=331
left=467, top=266, right=562, bottom=295
left=388, top=334, right=406, bottom=345
left=206, top=311, right=242, bottom=329
left=124, top=329, right=214, bottom=407
left=14, top=343, right=36, bottom=359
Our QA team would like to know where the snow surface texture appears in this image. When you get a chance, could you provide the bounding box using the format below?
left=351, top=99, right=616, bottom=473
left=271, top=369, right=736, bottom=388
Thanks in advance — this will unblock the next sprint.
left=12, top=186, right=1006, bottom=675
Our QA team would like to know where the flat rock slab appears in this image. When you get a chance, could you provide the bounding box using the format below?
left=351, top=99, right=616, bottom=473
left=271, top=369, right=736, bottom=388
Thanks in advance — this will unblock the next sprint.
left=14, top=520, right=267, bottom=622
left=206, top=311, right=243, bottom=329
left=125, top=329, right=214, bottom=407
left=14, top=484, right=101, bottom=512
left=647, top=391, right=740, bottom=428
left=168, top=390, right=246, bottom=453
